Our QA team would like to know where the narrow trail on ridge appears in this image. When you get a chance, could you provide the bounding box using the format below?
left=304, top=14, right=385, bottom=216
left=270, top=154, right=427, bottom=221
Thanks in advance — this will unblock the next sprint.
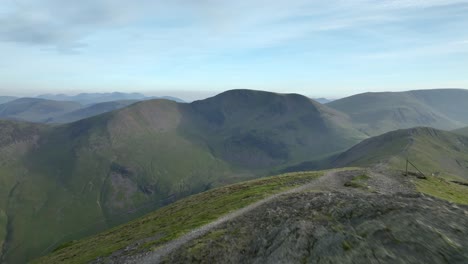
left=125, top=170, right=347, bottom=264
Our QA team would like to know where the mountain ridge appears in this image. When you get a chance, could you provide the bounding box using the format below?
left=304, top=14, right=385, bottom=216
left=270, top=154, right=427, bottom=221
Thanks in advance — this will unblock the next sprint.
left=0, top=89, right=366, bottom=263
left=327, top=89, right=468, bottom=135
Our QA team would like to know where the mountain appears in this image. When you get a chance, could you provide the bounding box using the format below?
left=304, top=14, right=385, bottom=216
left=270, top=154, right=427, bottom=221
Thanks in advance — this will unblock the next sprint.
left=0, top=96, right=17, bottom=105
left=37, top=92, right=147, bottom=105
left=186, top=90, right=366, bottom=169
left=49, top=100, right=139, bottom=123
left=327, top=89, right=468, bottom=136
left=313, top=97, right=333, bottom=104
left=0, top=98, right=82, bottom=123
left=0, top=89, right=367, bottom=263
left=37, top=92, right=185, bottom=105
left=330, top=127, right=468, bottom=180
left=0, top=98, right=177, bottom=124
left=148, top=96, right=186, bottom=103
left=453, top=126, right=468, bottom=137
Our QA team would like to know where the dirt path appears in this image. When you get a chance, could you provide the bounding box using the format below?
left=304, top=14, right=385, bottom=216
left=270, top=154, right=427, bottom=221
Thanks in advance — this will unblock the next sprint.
left=122, top=168, right=412, bottom=264
left=124, top=170, right=351, bottom=264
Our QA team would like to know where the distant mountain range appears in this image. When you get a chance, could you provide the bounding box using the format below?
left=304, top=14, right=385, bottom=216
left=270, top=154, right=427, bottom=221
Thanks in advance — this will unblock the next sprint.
left=1, top=88, right=468, bottom=263
left=0, top=93, right=185, bottom=123
left=37, top=92, right=185, bottom=105
left=312, top=97, right=334, bottom=104
left=327, top=89, right=468, bottom=136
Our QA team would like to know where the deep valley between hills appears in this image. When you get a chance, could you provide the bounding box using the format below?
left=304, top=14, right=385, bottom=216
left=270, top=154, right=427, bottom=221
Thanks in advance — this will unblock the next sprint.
left=1, top=89, right=468, bottom=263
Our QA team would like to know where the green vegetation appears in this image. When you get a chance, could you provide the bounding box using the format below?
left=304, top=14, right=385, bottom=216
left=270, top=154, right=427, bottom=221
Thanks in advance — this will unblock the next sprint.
left=34, top=171, right=324, bottom=264
left=344, top=174, right=370, bottom=189
left=331, top=127, right=468, bottom=182
left=453, top=126, right=468, bottom=137
left=415, top=176, right=468, bottom=205
left=3, top=89, right=468, bottom=263
left=327, top=89, right=468, bottom=136
left=0, top=90, right=367, bottom=263
left=342, top=240, right=353, bottom=251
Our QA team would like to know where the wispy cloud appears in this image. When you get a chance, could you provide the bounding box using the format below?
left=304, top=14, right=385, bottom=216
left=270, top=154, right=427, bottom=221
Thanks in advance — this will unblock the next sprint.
left=1, top=0, right=467, bottom=51
left=1, top=0, right=468, bottom=97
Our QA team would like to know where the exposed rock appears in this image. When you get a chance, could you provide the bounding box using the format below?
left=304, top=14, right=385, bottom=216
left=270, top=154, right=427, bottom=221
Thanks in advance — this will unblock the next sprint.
left=163, top=192, right=468, bottom=264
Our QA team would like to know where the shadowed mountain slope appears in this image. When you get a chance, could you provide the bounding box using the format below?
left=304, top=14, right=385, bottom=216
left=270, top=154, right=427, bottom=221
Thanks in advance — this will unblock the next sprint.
left=185, top=90, right=366, bottom=170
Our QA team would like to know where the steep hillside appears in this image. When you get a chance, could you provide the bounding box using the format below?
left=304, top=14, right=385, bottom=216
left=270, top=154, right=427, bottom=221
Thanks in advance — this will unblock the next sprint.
left=34, top=171, right=325, bottom=264
left=0, top=98, right=82, bottom=123
left=49, top=100, right=139, bottom=123
left=35, top=168, right=468, bottom=264
left=330, top=127, right=468, bottom=179
left=327, top=89, right=468, bottom=136
left=409, top=89, right=468, bottom=124
left=186, top=90, right=366, bottom=170
left=0, top=121, right=46, bottom=259
left=0, top=90, right=366, bottom=263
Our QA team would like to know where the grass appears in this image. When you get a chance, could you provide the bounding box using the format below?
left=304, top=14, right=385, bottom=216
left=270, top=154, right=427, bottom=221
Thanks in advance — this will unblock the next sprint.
left=344, top=174, right=370, bottom=189
left=33, top=170, right=325, bottom=264
left=415, top=176, right=468, bottom=205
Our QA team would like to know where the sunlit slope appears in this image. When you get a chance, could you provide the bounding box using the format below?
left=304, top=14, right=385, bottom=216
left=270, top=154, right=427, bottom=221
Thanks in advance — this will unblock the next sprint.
left=327, top=89, right=468, bottom=136
left=331, top=127, right=468, bottom=179
left=34, top=171, right=325, bottom=264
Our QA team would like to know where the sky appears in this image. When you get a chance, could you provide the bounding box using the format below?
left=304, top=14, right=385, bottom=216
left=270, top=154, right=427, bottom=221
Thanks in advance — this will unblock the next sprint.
left=0, top=0, right=468, bottom=101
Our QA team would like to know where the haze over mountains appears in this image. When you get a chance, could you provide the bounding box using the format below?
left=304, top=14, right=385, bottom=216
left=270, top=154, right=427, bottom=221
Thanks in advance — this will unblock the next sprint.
left=0, top=88, right=468, bottom=263
left=0, top=93, right=185, bottom=124
left=327, top=89, right=468, bottom=136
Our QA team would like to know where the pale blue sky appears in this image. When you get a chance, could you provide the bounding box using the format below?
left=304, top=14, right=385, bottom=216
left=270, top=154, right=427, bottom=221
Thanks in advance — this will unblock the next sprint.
left=0, top=0, right=468, bottom=100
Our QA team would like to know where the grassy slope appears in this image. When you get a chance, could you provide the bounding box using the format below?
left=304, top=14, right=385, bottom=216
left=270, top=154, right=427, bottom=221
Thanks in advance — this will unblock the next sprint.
left=34, top=171, right=325, bottom=264
left=329, top=127, right=468, bottom=203
left=0, top=98, right=82, bottom=123
left=0, top=101, right=233, bottom=263
left=453, top=126, right=468, bottom=137
left=331, top=127, right=468, bottom=177
left=0, top=121, right=46, bottom=260
left=327, top=89, right=468, bottom=136
left=409, top=89, right=468, bottom=124
left=0, top=90, right=366, bottom=263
